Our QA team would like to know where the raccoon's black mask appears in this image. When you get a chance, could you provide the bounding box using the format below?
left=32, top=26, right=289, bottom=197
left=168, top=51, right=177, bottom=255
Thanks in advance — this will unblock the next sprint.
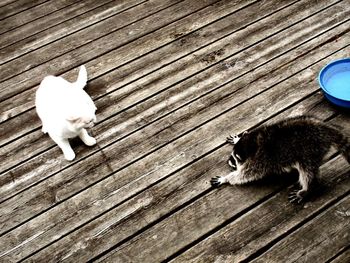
left=233, top=131, right=260, bottom=163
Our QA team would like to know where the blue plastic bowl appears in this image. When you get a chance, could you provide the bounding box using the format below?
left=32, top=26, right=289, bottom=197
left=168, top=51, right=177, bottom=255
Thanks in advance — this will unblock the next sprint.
left=318, top=58, right=350, bottom=108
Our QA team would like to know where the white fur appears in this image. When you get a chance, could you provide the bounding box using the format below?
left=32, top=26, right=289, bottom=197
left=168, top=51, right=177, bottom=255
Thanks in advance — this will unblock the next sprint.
left=232, top=135, right=241, bottom=144
left=221, top=155, right=247, bottom=185
left=35, top=65, right=97, bottom=161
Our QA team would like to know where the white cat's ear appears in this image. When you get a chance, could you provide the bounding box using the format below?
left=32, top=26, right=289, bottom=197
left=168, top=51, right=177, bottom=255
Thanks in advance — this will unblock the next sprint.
left=76, top=65, right=87, bottom=88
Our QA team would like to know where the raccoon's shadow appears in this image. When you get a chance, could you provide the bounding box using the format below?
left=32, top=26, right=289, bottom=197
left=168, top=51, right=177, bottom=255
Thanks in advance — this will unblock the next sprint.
left=244, top=170, right=327, bottom=202
left=247, top=170, right=299, bottom=187
left=327, top=102, right=350, bottom=115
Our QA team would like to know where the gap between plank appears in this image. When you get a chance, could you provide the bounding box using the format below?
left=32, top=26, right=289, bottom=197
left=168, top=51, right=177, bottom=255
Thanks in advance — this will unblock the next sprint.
left=0, top=0, right=84, bottom=36
left=0, top=0, right=342, bottom=150
left=0, top=0, right=147, bottom=53
left=0, top=0, right=52, bottom=21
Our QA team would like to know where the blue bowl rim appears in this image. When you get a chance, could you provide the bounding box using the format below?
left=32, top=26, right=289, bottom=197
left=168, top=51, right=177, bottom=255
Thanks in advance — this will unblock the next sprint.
left=318, top=57, right=350, bottom=102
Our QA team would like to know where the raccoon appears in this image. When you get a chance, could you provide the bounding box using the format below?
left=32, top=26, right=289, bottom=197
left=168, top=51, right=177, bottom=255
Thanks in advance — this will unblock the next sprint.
left=210, top=116, right=350, bottom=203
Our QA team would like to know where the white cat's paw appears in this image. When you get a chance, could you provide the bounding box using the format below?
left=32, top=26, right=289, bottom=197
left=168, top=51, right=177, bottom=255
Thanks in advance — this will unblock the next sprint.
left=84, top=136, right=96, bottom=146
left=41, top=126, right=48, bottom=133
left=64, top=150, right=75, bottom=161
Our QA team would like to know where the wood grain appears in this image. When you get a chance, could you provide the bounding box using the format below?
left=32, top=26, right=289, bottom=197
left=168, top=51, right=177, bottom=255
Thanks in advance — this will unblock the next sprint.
left=0, top=0, right=340, bottom=121
left=251, top=195, right=350, bottom=263
left=0, top=0, right=142, bottom=52
left=2, top=0, right=348, bottom=181
left=0, top=0, right=258, bottom=145
left=1, top=40, right=349, bottom=262
left=1, top=16, right=349, bottom=232
left=172, top=134, right=350, bottom=262
left=20, top=91, right=340, bottom=262
left=98, top=149, right=350, bottom=262
left=1, top=0, right=349, bottom=261
left=329, top=248, right=350, bottom=263
left=0, top=0, right=49, bottom=20
left=0, top=0, right=290, bottom=154
left=0, top=0, right=79, bottom=35
left=0, top=0, right=217, bottom=97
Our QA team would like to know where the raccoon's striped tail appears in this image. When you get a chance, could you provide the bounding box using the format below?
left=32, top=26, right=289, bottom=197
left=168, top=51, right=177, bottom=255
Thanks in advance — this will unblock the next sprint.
left=330, top=127, right=350, bottom=163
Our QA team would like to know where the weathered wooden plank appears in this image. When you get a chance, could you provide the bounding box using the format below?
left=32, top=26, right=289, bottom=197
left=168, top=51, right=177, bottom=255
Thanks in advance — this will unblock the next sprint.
left=0, top=0, right=141, bottom=51
left=329, top=248, right=350, bottom=263
left=0, top=0, right=48, bottom=20
left=2, top=0, right=266, bottom=198
left=1, top=0, right=347, bottom=177
left=0, top=0, right=297, bottom=172
left=0, top=0, right=346, bottom=212
left=0, top=0, right=340, bottom=122
left=1, top=38, right=349, bottom=261
left=0, top=0, right=238, bottom=130
left=1, top=9, right=348, bottom=219
left=0, top=138, right=226, bottom=262
left=0, top=0, right=218, bottom=97
left=251, top=196, right=350, bottom=263
left=0, top=0, right=259, bottom=154
left=0, top=0, right=18, bottom=8
left=1, top=1, right=349, bottom=262
left=96, top=151, right=350, bottom=262
left=0, top=0, right=296, bottom=159
left=0, top=0, right=268, bottom=224
left=2, top=15, right=349, bottom=217
left=0, top=0, right=80, bottom=35
left=16, top=91, right=339, bottom=262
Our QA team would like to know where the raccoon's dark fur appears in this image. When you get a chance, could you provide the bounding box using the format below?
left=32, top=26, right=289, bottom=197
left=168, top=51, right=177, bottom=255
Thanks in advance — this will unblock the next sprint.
left=210, top=116, right=350, bottom=203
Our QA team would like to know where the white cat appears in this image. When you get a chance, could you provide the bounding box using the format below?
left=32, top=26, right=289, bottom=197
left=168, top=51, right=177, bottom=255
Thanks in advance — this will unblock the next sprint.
left=35, top=65, right=97, bottom=161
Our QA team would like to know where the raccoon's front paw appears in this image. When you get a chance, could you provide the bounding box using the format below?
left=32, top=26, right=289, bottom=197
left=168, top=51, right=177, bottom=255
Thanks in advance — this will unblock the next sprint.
left=288, top=189, right=307, bottom=204
left=227, top=134, right=240, bottom=145
left=210, top=176, right=226, bottom=187
left=210, top=176, right=221, bottom=187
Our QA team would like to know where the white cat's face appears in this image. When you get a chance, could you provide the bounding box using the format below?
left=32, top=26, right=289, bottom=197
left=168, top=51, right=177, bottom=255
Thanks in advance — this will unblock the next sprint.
left=67, top=114, right=97, bottom=130
left=59, top=83, right=97, bottom=129
left=65, top=99, right=97, bottom=131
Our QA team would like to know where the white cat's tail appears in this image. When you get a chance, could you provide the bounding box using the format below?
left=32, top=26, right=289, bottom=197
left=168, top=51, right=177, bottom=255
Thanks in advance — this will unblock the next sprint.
left=76, top=65, right=87, bottom=88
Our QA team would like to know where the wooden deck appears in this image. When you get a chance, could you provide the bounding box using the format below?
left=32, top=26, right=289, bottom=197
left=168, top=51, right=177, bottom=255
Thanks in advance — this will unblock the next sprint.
left=0, top=0, right=349, bottom=262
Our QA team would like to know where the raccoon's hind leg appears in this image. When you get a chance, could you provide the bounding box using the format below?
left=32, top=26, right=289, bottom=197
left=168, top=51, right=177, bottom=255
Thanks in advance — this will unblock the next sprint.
left=288, top=163, right=317, bottom=203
